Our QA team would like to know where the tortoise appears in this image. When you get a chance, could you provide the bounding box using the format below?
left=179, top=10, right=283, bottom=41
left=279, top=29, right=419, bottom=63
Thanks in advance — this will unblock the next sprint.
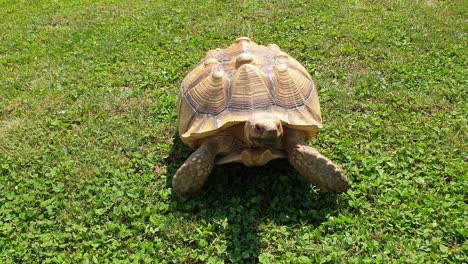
left=173, top=37, right=350, bottom=197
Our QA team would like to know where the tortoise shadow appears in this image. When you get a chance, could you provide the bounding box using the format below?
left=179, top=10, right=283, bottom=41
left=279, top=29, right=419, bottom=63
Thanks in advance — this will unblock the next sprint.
left=164, top=134, right=346, bottom=263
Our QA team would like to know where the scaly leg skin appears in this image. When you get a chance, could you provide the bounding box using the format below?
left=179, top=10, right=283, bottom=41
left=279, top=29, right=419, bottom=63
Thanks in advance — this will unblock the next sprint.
left=172, top=134, right=234, bottom=198
left=286, top=135, right=351, bottom=193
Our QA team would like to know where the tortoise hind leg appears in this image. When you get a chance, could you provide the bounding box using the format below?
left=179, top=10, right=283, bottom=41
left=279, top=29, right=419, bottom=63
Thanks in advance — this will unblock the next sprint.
left=172, top=134, right=235, bottom=198
left=286, top=135, right=351, bottom=193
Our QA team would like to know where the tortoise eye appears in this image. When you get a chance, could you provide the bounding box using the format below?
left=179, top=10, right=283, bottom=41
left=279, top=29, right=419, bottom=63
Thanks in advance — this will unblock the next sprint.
left=255, top=124, right=262, bottom=132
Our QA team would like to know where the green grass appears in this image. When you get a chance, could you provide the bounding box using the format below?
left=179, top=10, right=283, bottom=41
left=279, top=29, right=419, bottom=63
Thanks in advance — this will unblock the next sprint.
left=0, top=0, right=466, bottom=263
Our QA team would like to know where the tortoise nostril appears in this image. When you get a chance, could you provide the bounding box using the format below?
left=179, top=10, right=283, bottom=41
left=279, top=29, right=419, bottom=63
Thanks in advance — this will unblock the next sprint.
left=255, top=124, right=262, bottom=132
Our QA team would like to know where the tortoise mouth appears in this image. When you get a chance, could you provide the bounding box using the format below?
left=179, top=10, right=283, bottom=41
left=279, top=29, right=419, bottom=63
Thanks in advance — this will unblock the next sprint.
left=251, top=137, right=282, bottom=148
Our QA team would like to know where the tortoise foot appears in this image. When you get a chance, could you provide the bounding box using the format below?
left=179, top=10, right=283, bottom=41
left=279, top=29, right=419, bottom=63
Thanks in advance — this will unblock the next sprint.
left=172, top=144, right=215, bottom=198
left=287, top=143, right=350, bottom=193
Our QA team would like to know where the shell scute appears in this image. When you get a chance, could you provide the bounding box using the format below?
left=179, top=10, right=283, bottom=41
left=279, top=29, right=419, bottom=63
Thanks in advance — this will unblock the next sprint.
left=185, top=70, right=227, bottom=115
left=229, top=64, right=274, bottom=111
left=273, top=64, right=314, bottom=109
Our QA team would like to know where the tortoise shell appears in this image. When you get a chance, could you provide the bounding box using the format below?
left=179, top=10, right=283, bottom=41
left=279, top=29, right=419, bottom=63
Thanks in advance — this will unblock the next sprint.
left=178, top=37, right=323, bottom=148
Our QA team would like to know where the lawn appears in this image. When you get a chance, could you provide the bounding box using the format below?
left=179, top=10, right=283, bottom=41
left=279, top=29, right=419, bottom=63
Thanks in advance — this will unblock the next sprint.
left=0, top=0, right=466, bottom=263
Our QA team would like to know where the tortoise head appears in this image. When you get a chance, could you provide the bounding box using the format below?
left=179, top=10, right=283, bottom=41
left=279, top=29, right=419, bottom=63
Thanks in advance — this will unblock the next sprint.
left=245, top=113, right=283, bottom=148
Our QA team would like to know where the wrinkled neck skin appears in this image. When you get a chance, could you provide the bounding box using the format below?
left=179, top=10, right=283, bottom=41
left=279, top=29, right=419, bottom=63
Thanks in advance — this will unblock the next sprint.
left=244, top=112, right=284, bottom=149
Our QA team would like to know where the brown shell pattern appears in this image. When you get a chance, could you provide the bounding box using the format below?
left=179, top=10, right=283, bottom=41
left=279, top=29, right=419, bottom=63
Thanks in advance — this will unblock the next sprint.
left=179, top=37, right=322, bottom=147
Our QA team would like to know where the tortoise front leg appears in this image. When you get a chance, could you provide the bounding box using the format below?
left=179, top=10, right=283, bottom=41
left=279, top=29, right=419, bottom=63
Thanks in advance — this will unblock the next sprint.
left=285, top=133, right=351, bottom=193
left=172, top=134, right=235, bottom=198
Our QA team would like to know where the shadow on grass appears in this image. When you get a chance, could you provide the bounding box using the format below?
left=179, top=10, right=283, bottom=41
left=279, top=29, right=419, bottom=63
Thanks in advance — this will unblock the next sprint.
left=164, top=135, right=344, bottom=263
